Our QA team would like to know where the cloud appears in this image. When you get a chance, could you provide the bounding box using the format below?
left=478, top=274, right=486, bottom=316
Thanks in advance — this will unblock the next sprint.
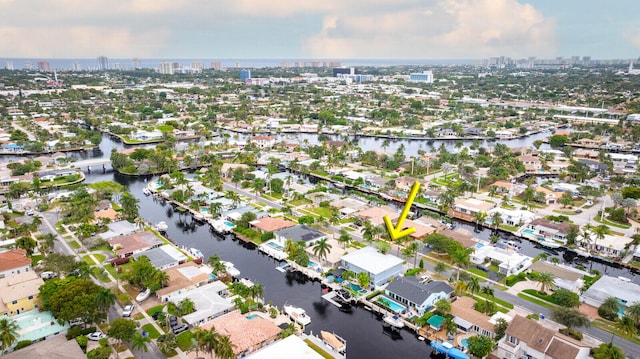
left=302, top=0, right=557, bottom=58
left=624, top=29, right=640, bottom=50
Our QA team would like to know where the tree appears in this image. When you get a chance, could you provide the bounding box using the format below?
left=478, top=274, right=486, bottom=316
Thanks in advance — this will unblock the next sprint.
left=534, top=272, right=556, bottom=294
left=156, top=333, right=178, bottom=355
left=131, top=331, right=151, bottom=358
left=357, top=271, right=370, bottom=289
left=108, top=318, right=137, bottom=345
left=16, top=236, right=37, bottom=256
left=494, top=318, right=508, bottom=340
left=48, top=278, right=103, bottom=325
left=565, top=225, right=580, bottom=246
left=451, top=247, right=472, bottom=282
left=375, top=240, right=391, bottom=254
left=120, top=192, right=140, bottom=221
left=362, top=221, right=376, bottom=244
left=195, top=326, right=221, bottom=359
left=593, top=343, right=625, bottom=359
left=434, top=299, right=451, bottom=316
left=480, top=285, right=494, bottom=297
left=337, top=229, right=351, bottom=248
left=559, top=192, right=573, bottom=208
left=179, top=298, right=196, bottom=315
left=550, top=288, right=580, bottom=308
left=615, top=315, right=637, bottom=337
left=467, top=277, right=480, bottom=295
left=95, top=288, right=116, bottom=315
left=551, top=307, right=590, bottom=330
left=626, top=301, right=640, bottom=325
left=0, top=317, right=19, bottom=353
left=490, top=211, right=503, bottom=231
left=593, top=224, right=608, bottom=249
left=467, top=335, right=494, bottom=358
left=214, top=335, right=236, bottom=359
left=312, top=238, right=332, bottom=265
left=599, top=297, right=621, bottom=321
left=207, top=254, right=226, bottom=276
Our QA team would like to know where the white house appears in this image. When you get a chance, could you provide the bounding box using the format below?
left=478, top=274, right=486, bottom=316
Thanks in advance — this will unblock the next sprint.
left=471, top=246, right=533, bottom=276
left=169, top=281, right=234, bottom=326
left=581, top=275, right=640, bottom=311
left=486, top=207, right=535, bottom=227
left=130, top=129, right=163, bottom=141
left=341, top=247, right=403, bottom=287
left=385, top=278, right=452, bottom=315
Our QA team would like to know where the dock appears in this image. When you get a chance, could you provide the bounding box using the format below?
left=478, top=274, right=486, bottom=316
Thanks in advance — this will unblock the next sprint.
left=321, top=292, right=343, bottom=309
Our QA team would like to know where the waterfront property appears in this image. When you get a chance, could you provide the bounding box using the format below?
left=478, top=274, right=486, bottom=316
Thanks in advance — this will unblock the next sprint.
left=0, top=271, right=44, bottom=316
left=0, top=248, right=32, bottom=279
left=451, top=297, right=503, bottom=338
left=385, top=278, right=453, bottom=316
left=580, top=275, right=640, bottom=312
left=495, top=315, right=591, bottom=359
left=470, top=245, right=533, bottom=276
left=340, top=247, right=403, bottom=287
left=132, top=244, right=188, bottom=270
left=528, top=261, right=587, bottom=293
left=486, top=207, right=535, bottom=227
left=168, top=280, right=234, bottom=326
left=250, top=216, right=297, bottom=233
left=155, top=262, right=211, bottom=302
left=448, top=198, right=496, bottom=223
left=107, top=230, right=163, bottom=258
left=274, top=224, right=327, bottom=248
left=97, top=220, right=139, bottom=240
left=200, top=311, right=280, bottom=357
left=523, top=218, right=572, bottom=246
left=244, top=334, right=327, bottom=359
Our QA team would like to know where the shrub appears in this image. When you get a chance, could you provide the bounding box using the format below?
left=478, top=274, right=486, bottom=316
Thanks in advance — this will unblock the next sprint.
left=597, top=305, right=618, bottom=321
left=76, top=335, right=89, bottom=352
left=67, top=326, right=97, bottom=340
left=260, top=231, right=274, bottom=242
left=559, top=327, right=583, bottom=340
left=14, top=340, right=33, bottom=350
left=526, top=313, right=539, bottom=320
left=405, top=268, right=421, bottom=276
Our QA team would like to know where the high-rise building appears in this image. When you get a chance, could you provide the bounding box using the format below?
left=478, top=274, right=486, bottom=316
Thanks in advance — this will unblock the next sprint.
left=191, top=62, right=204, bottom=70
left=159, top=62, right=174, bottom=74
left=132, top=58, right=141, bottom=69
left=73, top=62, right=82, bottom=71
left=409, top=70, right=434, bottom=83
left=5, top=61, right=13, bottom=70
left=210, top=62, right=222, bottom=70
left=240, top=69, right=251, bottom=81
left=333, top=67, right=353, bottom=77
left=37, top=61, right=51, bottom=72
left=24, top=61, right=33, bottom=70
left=97, top=56, right=109, bottom=70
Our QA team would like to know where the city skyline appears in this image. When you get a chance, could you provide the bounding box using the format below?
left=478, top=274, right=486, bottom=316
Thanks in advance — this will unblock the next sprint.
left=0, top=0, right=639, bottom=59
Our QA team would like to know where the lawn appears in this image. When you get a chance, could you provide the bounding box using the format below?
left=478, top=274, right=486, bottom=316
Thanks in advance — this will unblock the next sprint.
left=594, top=216, right=632, bottom=229
left=82, top=255, right=96, bottom=265
left=304, top=339, right=335, bottom=359
left=146, top=304, right=165, bottom=316
left=517, top=292, right=555, bottom=309
left=289, top=198, right=312, bottom=206
left=31, top=254, right=44, bottom=266
left=467, top=268, right=489, bottom=279
left=177, top=331, right=196, bottom=351
left=310, top=207, right=334, bottom=218
left=93, top=254, right=106, bottom=263
left=69, top=240, right=80, bottom=249
left=141, top=323, right=161, bottom=339
left=91, top=267, right=111, bottom=283
left=592, top=319, right=640, bottom=344
left=472, top=293, right=514, bottom=309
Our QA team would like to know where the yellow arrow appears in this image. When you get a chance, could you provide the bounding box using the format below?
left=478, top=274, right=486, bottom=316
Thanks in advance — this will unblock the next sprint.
left=383, top=181, right=420, bottom=241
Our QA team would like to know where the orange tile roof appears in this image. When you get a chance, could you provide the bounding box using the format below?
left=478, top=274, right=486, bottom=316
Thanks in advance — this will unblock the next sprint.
left=252, top=217, right=296, bottom=232
left=200, top=311, right=280, bottom=354
left=0, top=249, right=31, bottom=272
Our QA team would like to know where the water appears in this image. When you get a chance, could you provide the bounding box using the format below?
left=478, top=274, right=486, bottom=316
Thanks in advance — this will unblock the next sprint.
left=379, top=297, right=407, bottom=313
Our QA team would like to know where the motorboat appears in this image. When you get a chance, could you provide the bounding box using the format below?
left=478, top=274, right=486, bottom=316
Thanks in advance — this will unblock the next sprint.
left=136, top=287, right=151, bottom=302
left=275, top=262, right=290, bottom=273
left=574, top=248, right=591, bottom=258
left=382, top=314, right=405, bottom=329
left=538, top=239, right=562, bottom=249
left=335, top=289, right=352, bottom=302
left=142, top=188, right=151, bottom=196
left=284, top=305, right=311, bottom=326
left=505, top=240, right=522, bottom=251
left=320, top=330, right=346, bottom=354
left=210, top=219, right=234, bottom=233
left=188, top=248, right=204, bottom=260
left=155, top=221, right=168, bottom=232
left=221, top=261, right=240, bottom=277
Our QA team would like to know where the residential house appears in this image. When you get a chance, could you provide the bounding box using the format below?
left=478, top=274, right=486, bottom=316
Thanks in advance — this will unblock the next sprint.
left=200, top=311, right=280, bottom=357
left=490, top=181, right=526, bottom=197
left=495, top=315, right=591, bottom=359
left=250, top=217, right=297, bottom=233
left=451, top=297, right=502, bottom=338
left=534, top=186, right=558, bottom=205
left=108, top=231, right=164, bottom=258
left=574, top=138, right=602, bottom=148
left=581, top=275, right=640, bottom=310
left=0, top=271, right=44, bottom=316
left=385, top=278, right=452, bottom=315
left=130, top=129, right=163, bottom=141
left=523, top=218, right=572, bottom=245
left=0, top=249, right=32, bottom=279
left=2, top=334, right=85, bottom=359
left=394, top=176, right=424, bottom=192
left=341, top=247, right=403, bottom=286
left=486, top=207, right=535, bottom=227
left=354, top=206, right=398, bottom=226
left=132, top=244, right=188, bottom=270
left=155, top=262, right=212, bottom=302
left=448, top=198, right=496, bottom=222
left=244, top=335, right=326, bottom=359
left=528, top=261, right=587, bottom=293
left=519, top=155, right=542, bottom=174
left=331, top=198, right=369, bottom=218
left=274, top=224, right=327, bottom=248
left=169, top=281, right=234, bottom=326
left=471, top=246, right=533, bottom=276
left=251, top=135, right=276, bottom=149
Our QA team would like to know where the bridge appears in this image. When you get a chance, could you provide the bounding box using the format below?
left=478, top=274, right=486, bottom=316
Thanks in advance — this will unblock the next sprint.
left=72, top=158, right=111, bottom=168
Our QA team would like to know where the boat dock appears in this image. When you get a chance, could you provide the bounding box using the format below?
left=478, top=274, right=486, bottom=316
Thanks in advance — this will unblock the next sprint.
left=321, top=292, right=343, bottom=309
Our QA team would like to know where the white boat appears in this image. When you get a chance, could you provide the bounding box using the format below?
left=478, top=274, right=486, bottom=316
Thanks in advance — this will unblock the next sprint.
left=538, top=239, right=562, bottom=249
left=188, top=248, right=204, bottom=259
left=136, top=287, right=151, bottom=302
left=574, top=248, right=591, bottom=258
left=275, top=262, right=290, bottom=273
left=210, top=219, right=234, bottom=233
left=221, top=261, right=240, bottom=277
left=193, top=212, right=205, bottom=221
left=155, top=221, right=168, bottom=232
left=142, top=188, right=151, bottom=196
left=382, top=315, right=405, bottom=329
left=506, top=240, right=522, bottom=251
left=321, top=330, right=346, bottom=354
left=284, top=305, right=311, bottom=326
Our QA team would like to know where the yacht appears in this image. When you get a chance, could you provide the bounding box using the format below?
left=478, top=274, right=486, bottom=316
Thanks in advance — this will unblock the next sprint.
left=155, top=221, right=168, bottom=232
left=142, top=187, right=151, bottom=196
left=210, top=219, right=234, bottom=233
left=221, top=261, right=240, bottom=277
left=382, top=314, right=405, bottom=329
left=320, top=330, right=347, bottom=355
left=284, top=305, right=311, bottom=326
left=538, top=239, right=562, bottom=249
left=188, top=248, right=204, bottom=260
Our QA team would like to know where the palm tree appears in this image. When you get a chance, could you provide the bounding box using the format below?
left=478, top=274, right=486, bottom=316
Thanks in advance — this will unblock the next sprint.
left=362, top=222, right=376, bottom=244
left=312, top=238, right=332, bottom=265
left=208, top=202, right=223, bottom=218
left=490, top=211, right=503, bottom=231
left=179, top=298, right=196, bottom=315
left=249, top=283, right=264, bottom=301
left=225, top=191, right=241, bottom=208
left=615, top=316, right=637, bottom=337
left=208, top=254, right=226, bottom=276
left=0, top=317, right=18, bottom=354
left=196, top=326, right=221, bottom=359
left=480, top=285, right=494, bottom=298
left=593, top=224, right=608, bottom=252
left=534, top=272, right=556, bottom=294
left=467, top=277, right=480, bottom=295
left=626, top=301, right=640, bottom=325
left=450, top=247, right=472, bottom=282
left=95, top=288, right=116, bottom=315
left=337, top=229, right=351, bottom=248
left=152, top=270, right=170, bottom=289
left=131, top=331, right=151, bottom=358
left=434, top=299, right=451, bottom=316
left=215, top=335, right=236, bottom=359
left=156, top=333, right=178, bottom=355
left=475, top=211, right=486, bottom=230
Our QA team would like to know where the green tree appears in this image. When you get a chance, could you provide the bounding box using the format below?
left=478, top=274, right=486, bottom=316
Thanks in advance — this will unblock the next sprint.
left=480, top=285, right=494, bottom=298
left=95, top=287, right=116, bottom=315
left=434, top=262, right=449, bottom=275
left=534, top=272, right=556, bottom=294
left=156, top=333, right=178, bottom=355
left=626, top=301, right=640, bottom=325
left=559, top=192, right=573, bottom=208
left=131, top=331, right=151, bottom=358
left=466, top=277, right=480, bottom=295
left=615, top=316, right=637, bottom=337
left=467, top=335, right=494, bottom=358
left=312, top=238, right=332, bottom=265
left=49, top=278, right=103, bottom=325
left=179, top=298, right=196, bottom=315
left=337, top=229, right=352, bottom=248
left=599, top=297, right=620, bottom=321
left=434, top=299, right=451, bottom=316
left=357, top=271, right=370, bottom=289
left=107, top=318, right=137, bottom=345
left=207, top=254, right=226, bottom=276
left=16, top=236, right=37, bottom=256
left=451, top=247, right=472, bottom=282
left=593, top=343, right=625, bottom=359
left=550, top=288, right=580, bottom=308
left=494, top=318, right=509, bottom=340
left=120, top=192, right=140, bottom=221
left=214, top=335, right=236, bottom=359
left=0, top=317, right=19, bottom=353
left=551, top=307, right=590, bottom=330
left=565, top=225, right=580, bottom=246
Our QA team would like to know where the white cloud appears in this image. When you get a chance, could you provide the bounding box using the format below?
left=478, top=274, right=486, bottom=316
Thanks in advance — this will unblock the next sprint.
left=303, top=0, right=557, bottom=58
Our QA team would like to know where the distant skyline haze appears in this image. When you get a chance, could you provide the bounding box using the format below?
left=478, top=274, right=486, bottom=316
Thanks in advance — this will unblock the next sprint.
left=0, top=0, right=638, bottom=59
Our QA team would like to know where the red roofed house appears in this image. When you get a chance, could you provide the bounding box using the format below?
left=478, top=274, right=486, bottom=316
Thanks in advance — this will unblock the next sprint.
left=0, top=249, right=32, bottom=279
left=200, top=311, right=280, bottom=357
left=250, top=217, right=296, bottom=233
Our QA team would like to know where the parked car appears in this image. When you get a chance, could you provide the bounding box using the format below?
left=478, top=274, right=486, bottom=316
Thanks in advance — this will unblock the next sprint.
left=87, top=332, right=108, bottom=341
left=40, top=271, right=56, bottom=280
left=169, top=315, right=178, bottom=327
left=136, top=287, right=151, bottom=302
left=172, top=323, right=188, bottom=334
left=122, top=304, right=134, bottom=317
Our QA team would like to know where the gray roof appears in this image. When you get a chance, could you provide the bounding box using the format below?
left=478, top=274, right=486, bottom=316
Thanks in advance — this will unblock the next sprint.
left=386, top=278, right=453, bottom=305
left=275, top=224, right=325, bottom=243
left=581, top=275, right=640, bottom=307
left=133, top=245, right=183, bottom=268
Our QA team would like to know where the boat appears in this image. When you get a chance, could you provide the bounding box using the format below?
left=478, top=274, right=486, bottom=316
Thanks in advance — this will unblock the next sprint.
left=505, top=240, right=522, bottom=251
left=142, top=188, right=151, bottom=196
left=136, top=287, right=151, bottom=302
left=284, top=305, right=311, bottom=326
left=155, top=221, right=168, bottom=232
left=538, top=239, right=562, bottom=249
left=573, top=248, right=591, bottom=258
left=188, top=248, right=204, bottom=260
left=275, top=262, right=290, bottom=273
left=210, top=219, right=234, bottom=233
left=221, top=261, right=241, bottom=277
left=382, top=315, right=405, bottom=329
left=321, top=330, right=346, bottom=354
left=335, top=289, right=352, bottom=302
left=335, top=297, right=353, bottom=312
left=193, top=212, right=205, bottom=222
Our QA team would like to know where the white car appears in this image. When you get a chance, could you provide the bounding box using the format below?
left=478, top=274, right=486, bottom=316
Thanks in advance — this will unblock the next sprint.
left=122, top=304, right=134, bottom=317
left=87, top=332, right=107, bottom=341
left=136, top=288, right=151, bottom=302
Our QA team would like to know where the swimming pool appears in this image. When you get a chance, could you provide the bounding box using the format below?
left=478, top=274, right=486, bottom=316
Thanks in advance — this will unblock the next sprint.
left=475, top=243, right=484, bottom=249
left=523, top=229, right=535, bottom=236
left=246, top=314, right=261, bottom=320
left=224, top=221, right=235, bottom=228
left=266, top=241, right=284, bottom=251
left=308, top=260, right=318, bottom=268
left=461, top=338, right=469, bottom=348
left=379, top=296, right=407, bottom=313
left=349, top=283, right=361, bottom=291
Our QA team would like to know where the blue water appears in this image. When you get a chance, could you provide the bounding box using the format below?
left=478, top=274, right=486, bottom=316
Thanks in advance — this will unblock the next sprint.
left=267, top=242, right=284, bottom=251
left=523, top=229, right=535, bottom=235
left=224, top=221, right=234, bottom=228
left=246, top=314, right=260, bottom=320
left=380, top=296, right=407, bottom=313
left=308, top=260, right=317, bottom=268
left=461, top=338, right=469, bottom=348
left=350, top=283, right=362, bottom=292
left=475, top=243, right=484, bottom=249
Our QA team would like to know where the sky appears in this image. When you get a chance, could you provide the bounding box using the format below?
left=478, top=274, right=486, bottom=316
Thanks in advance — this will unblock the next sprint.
left=0, top=0, right=638, bottom=60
